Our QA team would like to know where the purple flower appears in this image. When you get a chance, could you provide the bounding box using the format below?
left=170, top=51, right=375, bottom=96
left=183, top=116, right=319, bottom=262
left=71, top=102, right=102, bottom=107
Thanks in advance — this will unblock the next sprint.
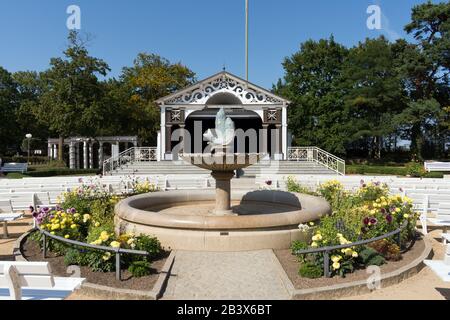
left=70, top=208, right=76, bottom=214
left=42, top=207, right=50, bottom=213
left=386, top=215, right=393, bottom=223
left=265, top=180, right=273, bottom=186
left=363, top=217, right=370, bottom=225
left=399, top=187, right=403, bottom=192
left=362, top=184, right=367, bottom=188
left=380, top=208, right=386, bottom=214
left=374, top=181, right=380, bottom=186
left=360, top=179, right=365, bottom=185
left=78, top=178, right=83, bottom=183
left=370, top=218, right=378, bottom=225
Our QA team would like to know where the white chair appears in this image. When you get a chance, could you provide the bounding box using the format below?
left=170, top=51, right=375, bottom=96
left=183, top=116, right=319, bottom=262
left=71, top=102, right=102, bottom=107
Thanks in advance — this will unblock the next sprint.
left=0, top=200, right=23, bottom=239
left=424, top=245, right=450, bottom=282
left=0, top=261, right=85, bottom=300
left=428, top=202, right=450, bottom=236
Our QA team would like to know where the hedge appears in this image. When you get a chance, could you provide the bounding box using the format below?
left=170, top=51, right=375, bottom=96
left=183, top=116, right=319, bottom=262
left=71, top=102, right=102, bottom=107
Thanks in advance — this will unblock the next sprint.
left=4, top=169, right=99, bottom=178
left=347, top=165, right=444, bottom=178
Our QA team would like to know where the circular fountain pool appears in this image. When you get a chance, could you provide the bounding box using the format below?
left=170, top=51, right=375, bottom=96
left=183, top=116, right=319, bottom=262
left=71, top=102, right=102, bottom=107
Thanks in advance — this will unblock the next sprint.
left=115, top=189, right=331, bottom=251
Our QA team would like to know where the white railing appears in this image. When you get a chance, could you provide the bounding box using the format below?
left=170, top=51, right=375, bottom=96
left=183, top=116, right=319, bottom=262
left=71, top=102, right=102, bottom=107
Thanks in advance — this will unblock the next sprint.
left=287, top=147, right=346, bottom=175
left=103, top=147, right=157, bottom=175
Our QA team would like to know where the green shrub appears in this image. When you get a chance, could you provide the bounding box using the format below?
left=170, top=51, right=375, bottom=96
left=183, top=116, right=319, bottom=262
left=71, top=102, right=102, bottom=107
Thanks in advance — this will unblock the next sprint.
left=64, top=248, right=84, bottom=266
left=358, top=247, right=385, bottom=266
left=405, top=162, right=426, bottom=177
left=135, top=235, right=162, bottom=260
left=299, top=263, right=323, bottom=279
left=128, top=261, right=152, bottom=278
left=27, top=169, right=98, bottom=177
left=5, top=172, right=25, bottom=179
left=285, top=177, right=318, bottom=196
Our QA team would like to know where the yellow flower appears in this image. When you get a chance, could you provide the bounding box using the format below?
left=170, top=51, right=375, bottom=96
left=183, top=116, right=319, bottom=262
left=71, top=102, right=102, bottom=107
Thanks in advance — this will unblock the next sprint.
left=110, top=241, right=121, bottom=248
left=332, top=262, right=341, bottom=270
left=51, top=224, right=60, bottom=231
left=95, top=222, right=100, bottom=227
left=83, top=214, right=91, bottom=223
left=311, top=242, right=318, bottom=248
left=70, top=224, right=77, bottom=229
left=127, top=238, right=135, bottom=245
left=64, top=235, right=70, bottom=239
left=331, top=255, right=342, bottom=263
left=100, top=231, right=110, bottom=242
left=352, top=251, right=359, bottom=258
left=102, top=252, right=111, bottom=261
left=344, top=248, right=353, bottom=256
left=403, top=214, right=409, bottom=219
left=312, top=234, right=323, bottom=242
left=395, top=208, right=401, bottom=213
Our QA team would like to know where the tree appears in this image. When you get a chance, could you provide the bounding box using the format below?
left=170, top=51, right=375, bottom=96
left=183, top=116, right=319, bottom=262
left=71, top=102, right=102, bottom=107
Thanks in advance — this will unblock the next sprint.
left=32, top=31, right=110, bottom=160
left=0, top=67, right=19, bottom=155
left=274, top=37, right=349, bottom=155
left=13, top=71, right=49, bottom=152
left=119, top=53, right=196, bottom=145
left=341, top=37, right=406, bottom=159
left=397, top=1, right=450, bottom=159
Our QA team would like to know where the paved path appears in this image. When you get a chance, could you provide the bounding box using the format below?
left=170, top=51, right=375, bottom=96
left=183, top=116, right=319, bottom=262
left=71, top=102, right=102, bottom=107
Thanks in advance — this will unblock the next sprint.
left=162, top=250, right=291, bottom=300
left=0, top=213, right=32, bottom=261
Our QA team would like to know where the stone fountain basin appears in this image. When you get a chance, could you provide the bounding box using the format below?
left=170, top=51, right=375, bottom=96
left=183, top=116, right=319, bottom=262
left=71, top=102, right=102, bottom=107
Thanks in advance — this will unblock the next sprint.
left=115, top=190, right=331, bottom=251
left=181, top=153, right=264, bottom=171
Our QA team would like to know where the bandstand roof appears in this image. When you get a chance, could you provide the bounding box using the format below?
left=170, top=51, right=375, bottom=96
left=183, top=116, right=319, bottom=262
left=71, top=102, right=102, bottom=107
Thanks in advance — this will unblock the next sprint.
left=155, top=71, right=290, bottom=106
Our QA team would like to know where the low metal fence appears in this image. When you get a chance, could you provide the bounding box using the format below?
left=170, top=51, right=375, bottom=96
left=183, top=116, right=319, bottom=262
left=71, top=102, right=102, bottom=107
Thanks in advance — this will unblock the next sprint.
left=294, top=221, right=408, bottom=277
left=37, top=227, right=150, bottom=281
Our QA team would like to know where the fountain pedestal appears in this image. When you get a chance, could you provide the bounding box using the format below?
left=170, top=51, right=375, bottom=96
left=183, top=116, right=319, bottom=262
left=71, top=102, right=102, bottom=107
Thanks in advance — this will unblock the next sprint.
left=211, top=171, right=235, bottom=215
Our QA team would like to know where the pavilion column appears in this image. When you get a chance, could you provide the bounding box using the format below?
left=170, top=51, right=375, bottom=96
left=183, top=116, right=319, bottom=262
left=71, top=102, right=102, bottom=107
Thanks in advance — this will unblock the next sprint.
left=275, top=124, right=283, bottom=160
left=47, top=143, right=52, bottom=160
left=260, top=124, right=269, bottom=159
left=282, top=105, right=288, bottom=160
left=165, top=124, right=173, bottom=159
left=69, top=142, right=76, bottom=169
left=53, top=145, right=58, bottom=160
left=75, top=143, right=80, bottom=169
left=179, top=124, right=186, bottom=154
left=98, top=143, right=104, bottom=169
left=83, top=141, right=88, bottom=169
left=89, top=142, right=94, bottom=169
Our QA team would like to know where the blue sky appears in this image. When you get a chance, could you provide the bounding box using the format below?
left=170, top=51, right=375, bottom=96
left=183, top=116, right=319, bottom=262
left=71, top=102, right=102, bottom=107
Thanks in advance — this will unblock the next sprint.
left=0, top=0, right=441, bottom=88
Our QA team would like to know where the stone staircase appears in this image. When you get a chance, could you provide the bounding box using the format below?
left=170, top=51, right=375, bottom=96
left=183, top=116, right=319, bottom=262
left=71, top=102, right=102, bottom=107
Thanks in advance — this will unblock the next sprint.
left=109, top=160, right=337, bottom=177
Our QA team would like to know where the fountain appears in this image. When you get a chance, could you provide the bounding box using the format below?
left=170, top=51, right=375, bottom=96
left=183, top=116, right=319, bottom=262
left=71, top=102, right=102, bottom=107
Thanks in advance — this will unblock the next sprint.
left=115, top=108, right=331, bottom=251
left=181, top=108, right=263, bottom=216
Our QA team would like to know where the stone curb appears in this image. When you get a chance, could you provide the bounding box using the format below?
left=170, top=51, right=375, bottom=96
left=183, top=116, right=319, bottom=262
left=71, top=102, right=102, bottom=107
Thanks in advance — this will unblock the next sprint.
left=277, top=236, right=433, bottom=300
left=15, top=230, right=176, bottom=300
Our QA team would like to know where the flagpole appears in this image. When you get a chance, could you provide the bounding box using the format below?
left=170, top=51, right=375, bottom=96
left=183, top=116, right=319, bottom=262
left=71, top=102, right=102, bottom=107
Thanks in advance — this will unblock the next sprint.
left=245, top=0, right=249, bottom=82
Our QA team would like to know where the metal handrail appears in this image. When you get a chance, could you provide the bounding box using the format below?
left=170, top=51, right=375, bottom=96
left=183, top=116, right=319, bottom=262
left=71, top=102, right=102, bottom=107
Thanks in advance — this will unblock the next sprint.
left=287, top=147, right=346, bottom=175
left=37, top=227, right=150, bottom=281
left=103, top=147, right=157, bottom=176
left=294, top=221, right=408, bottom=278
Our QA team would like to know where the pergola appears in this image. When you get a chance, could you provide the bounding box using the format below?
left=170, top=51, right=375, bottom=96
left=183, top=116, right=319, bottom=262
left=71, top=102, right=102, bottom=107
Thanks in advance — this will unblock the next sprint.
left=47, top=136, right=139, bottom=169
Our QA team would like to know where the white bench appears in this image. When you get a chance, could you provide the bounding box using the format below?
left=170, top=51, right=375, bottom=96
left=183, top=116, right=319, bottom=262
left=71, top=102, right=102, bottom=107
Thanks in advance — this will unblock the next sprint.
left=424, top=245, right=450, bottom=282
left=0, top=200, right=23, bottom=239
left=0, top=261, right=85, bottom=300
left=0, top=163, right=28, bottom=174
left=425, top=162, right=450, bottom=172
left=427, top=202, right=450, bottom=235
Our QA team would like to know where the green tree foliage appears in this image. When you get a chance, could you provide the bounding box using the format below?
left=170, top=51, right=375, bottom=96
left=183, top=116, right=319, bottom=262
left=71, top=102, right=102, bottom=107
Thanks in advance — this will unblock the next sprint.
left=0, top=67, right=19, bottom=154
left=274, top=37, right=349, bottom=155
left=119, top=53, right=196, bottom=145
left=277, top=1, right=449, bottom=160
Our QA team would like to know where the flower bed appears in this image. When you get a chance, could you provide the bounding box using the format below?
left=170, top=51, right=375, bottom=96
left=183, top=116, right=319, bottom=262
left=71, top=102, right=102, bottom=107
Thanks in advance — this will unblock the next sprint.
left=28, top=178, right=164, bottom=279
left=287, top=178, right=419, bottom=278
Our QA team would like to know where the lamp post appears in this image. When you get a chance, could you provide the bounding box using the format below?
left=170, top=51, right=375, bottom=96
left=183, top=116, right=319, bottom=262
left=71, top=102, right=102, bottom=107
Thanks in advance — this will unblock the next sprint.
left=25, top=134, right=32, bottom=164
